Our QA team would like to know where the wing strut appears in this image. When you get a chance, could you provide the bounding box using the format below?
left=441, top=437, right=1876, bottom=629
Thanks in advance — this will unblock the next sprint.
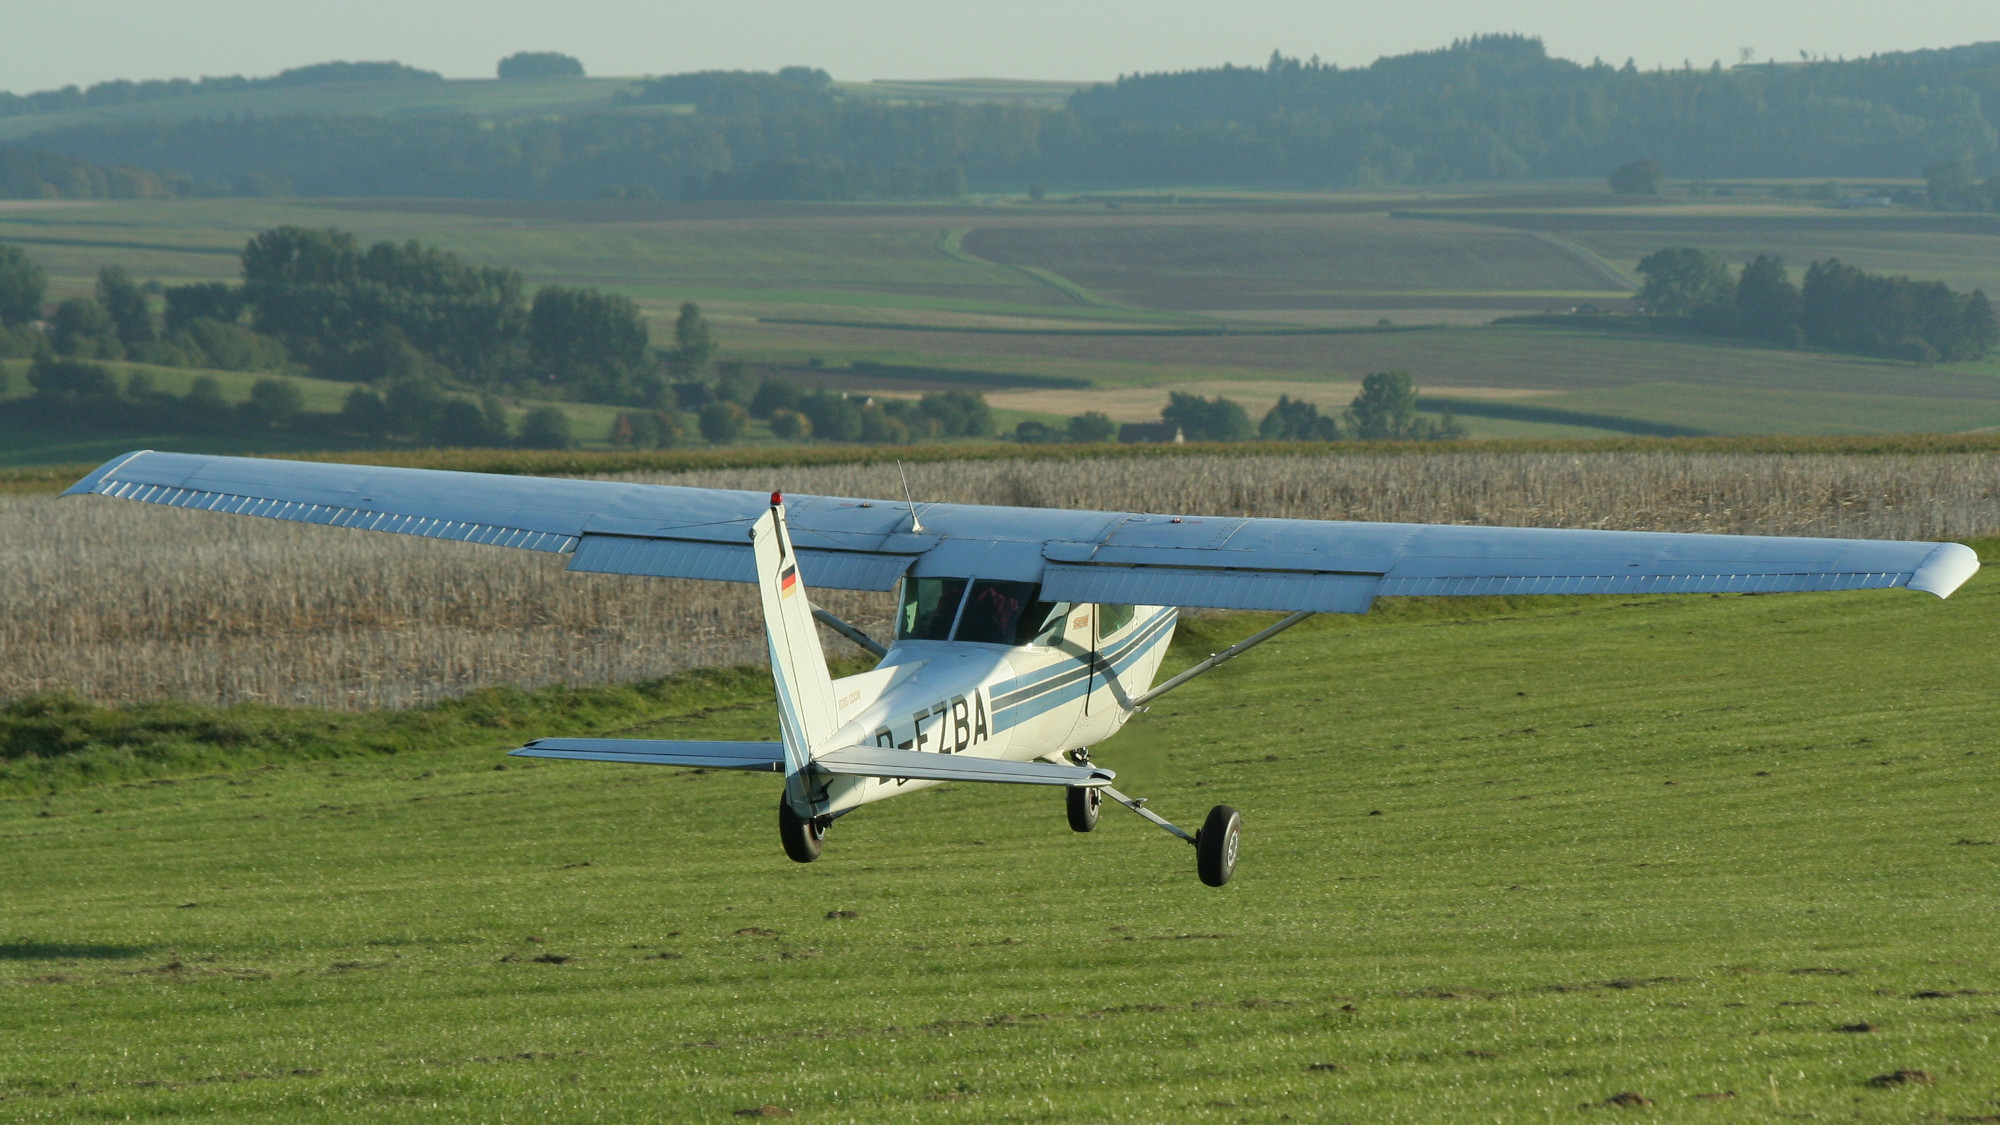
left=810, top=604, right=888, bottom=657
left=1129, top=611, right=1314, bottom=708
left=1101, top=786, right=1196, bottom=844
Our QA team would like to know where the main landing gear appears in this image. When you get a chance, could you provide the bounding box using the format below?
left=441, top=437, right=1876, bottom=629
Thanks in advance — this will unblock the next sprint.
left=1065, top=749, right=1103, bottom=832
left=1066, top=785, right=1103, bottom=832
left=1070, top=750, right=1241, bottom=887
left=778, top=797, right=828, bottom=863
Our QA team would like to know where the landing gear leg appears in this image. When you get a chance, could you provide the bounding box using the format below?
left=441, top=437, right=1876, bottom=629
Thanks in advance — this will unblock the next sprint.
left=1100, top=786, right=1243, bottom=887
left=778, top=796, right=826, bottom=863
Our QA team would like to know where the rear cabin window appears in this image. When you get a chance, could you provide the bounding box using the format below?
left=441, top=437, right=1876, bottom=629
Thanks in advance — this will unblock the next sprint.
left=898, top=577, right=968, bottom=640
left=1098, top=603, right=1136, bottom=636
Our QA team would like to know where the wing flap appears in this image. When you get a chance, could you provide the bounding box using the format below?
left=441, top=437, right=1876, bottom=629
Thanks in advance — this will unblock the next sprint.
left=812, top=745, right=1114, bottom=787
left=509, top=738, right=784, bottom=770
left=1042, top=564, right=1379, bottom=613
left=568, top=534, right=912, bottom=591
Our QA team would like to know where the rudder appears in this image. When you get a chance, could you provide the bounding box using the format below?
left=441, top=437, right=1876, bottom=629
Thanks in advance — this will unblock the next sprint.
left=751, top=494, right=840, bottom=810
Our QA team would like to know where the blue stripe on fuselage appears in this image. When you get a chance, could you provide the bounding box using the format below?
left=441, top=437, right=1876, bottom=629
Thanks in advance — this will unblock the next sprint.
left=991, top=608, right=1177, bottom=732
left=988, top=606, right=1176, bottom=704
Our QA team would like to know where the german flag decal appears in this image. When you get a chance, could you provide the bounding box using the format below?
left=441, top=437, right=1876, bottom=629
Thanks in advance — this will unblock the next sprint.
left=779, top=563, right=799, bottom=597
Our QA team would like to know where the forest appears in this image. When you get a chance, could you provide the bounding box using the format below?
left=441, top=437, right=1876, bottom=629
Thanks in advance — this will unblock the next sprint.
left=5, top=36, right=2000, bottom=199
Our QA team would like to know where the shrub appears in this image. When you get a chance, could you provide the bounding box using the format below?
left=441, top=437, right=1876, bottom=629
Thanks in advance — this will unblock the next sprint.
left=1066, top=411, right=1116, bottom=443
left=27, top=357, right=117, bottom=400
left=769, top=408, right=811, bottom=441
left=237, top=377, right=304, bottom=429
left=518, top=406, right=574, bottom=450
left=698, top=401, right=744, bottom=444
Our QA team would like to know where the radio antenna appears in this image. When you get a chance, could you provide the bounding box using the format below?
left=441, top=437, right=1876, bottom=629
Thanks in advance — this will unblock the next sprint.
left=896, top=461, right=924, bottom=533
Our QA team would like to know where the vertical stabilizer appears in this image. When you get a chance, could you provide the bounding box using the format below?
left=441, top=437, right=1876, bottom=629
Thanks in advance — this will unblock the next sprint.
left=751, top=496, right=841, bottom=811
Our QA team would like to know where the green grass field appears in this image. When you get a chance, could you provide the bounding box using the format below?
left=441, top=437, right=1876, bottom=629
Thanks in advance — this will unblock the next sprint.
left=960, top=217, right=1631, bottom=309
left=4, top=565, right=1997, bottom=1120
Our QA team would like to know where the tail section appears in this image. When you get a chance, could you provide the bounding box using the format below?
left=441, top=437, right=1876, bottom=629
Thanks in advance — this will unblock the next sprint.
left=752, top=494, right=840, bottom=810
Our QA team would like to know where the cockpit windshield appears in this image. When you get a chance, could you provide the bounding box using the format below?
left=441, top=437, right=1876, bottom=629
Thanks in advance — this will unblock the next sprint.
left=895, top=578, right=1066, bottom=645
left=954, top=580, right=1040, bottom=645
left=898, top=577, right=968, bottom=640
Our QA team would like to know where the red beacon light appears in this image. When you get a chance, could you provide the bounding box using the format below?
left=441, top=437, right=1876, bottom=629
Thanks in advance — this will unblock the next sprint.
left=771, top=490, right=783, bottom=507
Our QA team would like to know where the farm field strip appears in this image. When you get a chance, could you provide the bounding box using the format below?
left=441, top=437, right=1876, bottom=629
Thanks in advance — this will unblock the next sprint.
left=960, top=218, right=1621, bottom=309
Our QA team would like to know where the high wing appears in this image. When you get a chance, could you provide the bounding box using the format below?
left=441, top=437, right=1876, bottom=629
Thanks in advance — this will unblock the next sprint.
left=66, top=450, right=1980, bottom=609
left=511, top=738, right=785, bottom=770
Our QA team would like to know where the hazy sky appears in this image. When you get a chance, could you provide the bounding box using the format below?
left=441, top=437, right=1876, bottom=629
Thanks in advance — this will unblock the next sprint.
left=5, top=0, right=1998, bottom=92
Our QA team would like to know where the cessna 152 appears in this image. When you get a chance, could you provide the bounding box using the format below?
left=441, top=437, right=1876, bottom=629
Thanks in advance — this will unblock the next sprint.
left=66, top=451, right=1980, bottom=886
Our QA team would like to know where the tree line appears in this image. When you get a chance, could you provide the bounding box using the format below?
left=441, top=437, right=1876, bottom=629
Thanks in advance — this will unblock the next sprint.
left=1923, top=158, right=2000, bottom=213
left=7, top=37, right=1999, bottom=199
left=0, top=61, right=442, bottom=120
left=1012, top=373, right=1463, bottom=445
left=2, top=356, right=581, bottom=449
left=1635, top=247, right=1998, bottom=362
left=0, top=227, right=695, bottom=404
left=606, top=372, right=996, bottom=449
left=2, top=236, right=1018, bottom=452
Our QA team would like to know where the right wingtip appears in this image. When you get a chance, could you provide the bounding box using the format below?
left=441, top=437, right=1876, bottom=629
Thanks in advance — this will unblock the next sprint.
left=1910, top=542, right=1981, bottom=599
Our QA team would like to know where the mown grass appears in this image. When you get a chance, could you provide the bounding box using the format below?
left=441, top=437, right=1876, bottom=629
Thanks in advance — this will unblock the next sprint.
left=1, top=570, right=1996, bottom=1120
left=0, top=667, right=782, bottom=796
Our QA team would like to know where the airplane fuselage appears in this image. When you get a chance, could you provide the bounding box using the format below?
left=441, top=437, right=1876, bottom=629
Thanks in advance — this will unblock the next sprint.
left=806, top=604, right=1178, bottom=816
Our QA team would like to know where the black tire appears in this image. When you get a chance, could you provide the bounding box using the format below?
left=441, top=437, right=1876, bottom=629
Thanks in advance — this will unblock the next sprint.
left=1066, top=785, right=1102, bottom=833
left=1195, top=804, right=1241, bottom=887
left=778, top=797, right=825, bottom=863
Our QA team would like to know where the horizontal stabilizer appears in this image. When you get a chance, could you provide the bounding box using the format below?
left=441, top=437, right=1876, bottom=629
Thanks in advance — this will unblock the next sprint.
left=811, top=745, right=1114, bottom=787
left=510, top=738, right=783, bottom=771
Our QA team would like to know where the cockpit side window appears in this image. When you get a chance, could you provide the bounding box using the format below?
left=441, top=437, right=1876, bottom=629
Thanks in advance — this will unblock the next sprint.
left=954, top=579, right=1040, bottom=645
left=898, top=577, right=968, bottom=641
left=1097, top=603, right=1136, bottom=636
left=1013, top=599, right=1071, bottom=647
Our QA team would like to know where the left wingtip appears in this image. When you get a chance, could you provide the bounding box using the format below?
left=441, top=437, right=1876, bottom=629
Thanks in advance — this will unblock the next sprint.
left=1910, top=542, right=1981, bottom=599
left=62, top=450, right=151, bottom=497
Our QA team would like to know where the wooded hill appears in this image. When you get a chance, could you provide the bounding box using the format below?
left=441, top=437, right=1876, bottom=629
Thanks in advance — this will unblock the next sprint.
left=4, top=36, right=2000, bottom=199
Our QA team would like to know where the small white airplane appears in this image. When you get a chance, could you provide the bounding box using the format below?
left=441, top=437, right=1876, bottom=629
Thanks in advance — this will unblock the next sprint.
left=67, top=451, right=1980, bottom=886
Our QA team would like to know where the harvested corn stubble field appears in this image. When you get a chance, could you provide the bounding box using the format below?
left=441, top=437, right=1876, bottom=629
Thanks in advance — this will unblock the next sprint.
left=8, top=451, right=2000, bottom=709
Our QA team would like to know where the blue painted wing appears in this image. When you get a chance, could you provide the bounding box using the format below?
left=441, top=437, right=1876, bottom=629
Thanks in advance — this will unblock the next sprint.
left=67, top=450, right=1979, bottom=611
left=510, top=738, right=784, bottom=770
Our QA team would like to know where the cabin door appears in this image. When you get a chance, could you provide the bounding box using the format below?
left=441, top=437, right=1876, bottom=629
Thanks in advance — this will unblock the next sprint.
left=1075, top=604, right=1098, bottom=716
